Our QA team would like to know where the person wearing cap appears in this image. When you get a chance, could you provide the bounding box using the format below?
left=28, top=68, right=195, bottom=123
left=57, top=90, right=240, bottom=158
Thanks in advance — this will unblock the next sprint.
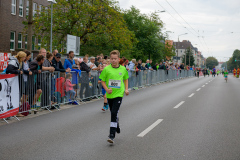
left=52, top=53, right=71, bottom=72
left=64, top=51, right=75, bottom=69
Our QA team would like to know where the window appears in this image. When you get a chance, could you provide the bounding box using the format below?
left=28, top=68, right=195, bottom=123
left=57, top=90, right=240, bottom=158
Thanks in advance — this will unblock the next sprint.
left=38, top=37, right=41, bottom=50
left=10, top=32, right=15, bottom=51
left=32, top=36, right=35, bottom=50
left=18, top=33, right=22, bottom=48
left=33, top=3, right=37, bottom=16
left=39, top=5, right=42, bottom=13
left=45, top=6, right=48, bottom=13
left=19, top=0, right=24, bottom=17
left=11, top=0, right=16, bottom=15
left=25, top=35, right=27, bottom=49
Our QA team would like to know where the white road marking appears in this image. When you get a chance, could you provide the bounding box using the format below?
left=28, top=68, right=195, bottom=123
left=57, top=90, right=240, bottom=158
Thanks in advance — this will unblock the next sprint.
left=137, top=119, right=163, bottom=137
left=188, top=93, right=195, bottom=97
left=206, top=83, right=208, bottom=84
left=174, top=101, right=185, bottom=109
left=202, top=85, right=205, bottom=87
left=209, top=81, right=211, bottom=82
left=196, top=88, right=201, bottom=91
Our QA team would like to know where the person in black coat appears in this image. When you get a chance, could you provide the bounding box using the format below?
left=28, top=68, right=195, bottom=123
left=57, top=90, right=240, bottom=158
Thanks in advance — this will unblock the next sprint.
left=6, top=51, right=26, bottom=74
left=52, top=53, right=71, bottom=73
left=79, top=57, right=92, bottom=100
left=159, top=62, right=164, bottom=69
left=28, top=55, right=44, bottom=107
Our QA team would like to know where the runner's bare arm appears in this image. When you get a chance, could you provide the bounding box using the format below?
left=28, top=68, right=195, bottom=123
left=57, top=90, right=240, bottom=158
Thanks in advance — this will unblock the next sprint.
left=124, top=79, right=129, bottom=96
left=101, top=81, right=112, bottom=94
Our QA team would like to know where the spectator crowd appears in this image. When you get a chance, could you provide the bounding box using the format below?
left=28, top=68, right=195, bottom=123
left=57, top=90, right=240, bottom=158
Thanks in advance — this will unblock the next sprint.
left=3, top=48, right=200, bottom=117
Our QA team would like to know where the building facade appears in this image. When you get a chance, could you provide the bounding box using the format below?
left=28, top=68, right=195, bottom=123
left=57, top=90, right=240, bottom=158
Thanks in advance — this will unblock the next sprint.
left=0, top=0, right=49, bottom=53
left=173, top=40, right=196, bottom=64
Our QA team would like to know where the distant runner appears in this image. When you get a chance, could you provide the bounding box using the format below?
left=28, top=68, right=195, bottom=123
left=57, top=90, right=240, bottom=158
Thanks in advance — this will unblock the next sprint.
left=224, top=70, right=228, bottom=83
left=212, top=66, right=216, bottom=77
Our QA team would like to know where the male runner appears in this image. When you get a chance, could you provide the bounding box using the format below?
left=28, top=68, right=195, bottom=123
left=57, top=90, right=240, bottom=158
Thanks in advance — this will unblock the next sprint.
left=99, top=50, right=129, bottom=144
left=224, top=70, right=228, bottom=83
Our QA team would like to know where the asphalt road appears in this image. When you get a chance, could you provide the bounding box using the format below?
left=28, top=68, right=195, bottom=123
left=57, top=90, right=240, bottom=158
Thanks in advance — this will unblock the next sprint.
left=1, top=74, right=240, bottom=160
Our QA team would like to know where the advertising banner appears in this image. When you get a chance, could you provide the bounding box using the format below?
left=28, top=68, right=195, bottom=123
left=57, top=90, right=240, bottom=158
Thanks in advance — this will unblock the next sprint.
left=67, top=34, right=80, bottom=55
left=0, top=74, right=19, bottom=119
left=0, top=53, right=11, bottom=70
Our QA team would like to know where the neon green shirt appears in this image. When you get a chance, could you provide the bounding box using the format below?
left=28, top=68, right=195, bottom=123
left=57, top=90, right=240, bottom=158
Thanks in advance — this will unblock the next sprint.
left=224, top=71, right=228, bottom=76
left=99, top=65, right=129, bottom=99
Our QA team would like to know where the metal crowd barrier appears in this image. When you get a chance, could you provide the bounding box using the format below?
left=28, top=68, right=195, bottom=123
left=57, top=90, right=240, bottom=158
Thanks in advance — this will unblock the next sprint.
left=12, top=69, right=195, bottom=116
left=127, top=69, right=194, bottom=89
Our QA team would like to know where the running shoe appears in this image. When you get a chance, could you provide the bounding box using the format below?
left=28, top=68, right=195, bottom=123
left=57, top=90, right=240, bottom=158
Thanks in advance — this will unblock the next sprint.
left=68, top=99, right=72, bottom=104
left=102, top=106, right=106, bottom=111
left=105, top=104, right=109, bottom=110
left=107, top=134, right=114, bottom=144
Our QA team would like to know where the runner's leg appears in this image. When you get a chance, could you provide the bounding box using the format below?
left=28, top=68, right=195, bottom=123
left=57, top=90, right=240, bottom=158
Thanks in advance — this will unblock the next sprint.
left=108, top=97, right=122, bottom=140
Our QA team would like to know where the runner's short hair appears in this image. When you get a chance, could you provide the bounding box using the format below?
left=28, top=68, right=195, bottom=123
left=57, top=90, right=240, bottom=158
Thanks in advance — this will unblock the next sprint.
left=110, top=50, right=120, bottom=58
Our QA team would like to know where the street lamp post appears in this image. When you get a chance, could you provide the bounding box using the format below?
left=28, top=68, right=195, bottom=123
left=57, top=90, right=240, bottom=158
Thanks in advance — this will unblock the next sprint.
left=48, top=0, right=57, bottom=53
left=177, top=33, right=187, bottom=64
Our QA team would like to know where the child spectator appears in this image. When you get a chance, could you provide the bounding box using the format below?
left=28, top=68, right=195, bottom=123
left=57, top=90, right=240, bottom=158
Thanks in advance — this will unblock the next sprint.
left=65, top=73, right=78, bottom=105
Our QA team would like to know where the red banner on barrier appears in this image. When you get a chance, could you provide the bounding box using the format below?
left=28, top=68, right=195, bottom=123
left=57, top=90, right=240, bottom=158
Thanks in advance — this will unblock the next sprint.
left=0, top=74, right=19, bottom=119
left=0, top=53, right=11, bottom=71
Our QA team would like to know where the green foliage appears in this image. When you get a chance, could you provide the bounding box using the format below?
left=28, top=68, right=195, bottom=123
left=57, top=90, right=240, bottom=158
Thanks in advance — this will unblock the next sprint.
left=25, top=0, right=137, bottom=56
left=221, top=62, right=227, bottom=69
left=206, top=57, right=218, bottom=69
left=123, top=6, right=165, bottom=63
left=226, top=49, right=240, bottom=70
left=181, top=47, right=195, bottom=66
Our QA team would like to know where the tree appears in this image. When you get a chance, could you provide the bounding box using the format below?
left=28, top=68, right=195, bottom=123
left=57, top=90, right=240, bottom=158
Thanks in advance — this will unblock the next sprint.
left=24, top=0, right=137, bottom=56
left=164, top=41, right=175, bottom=60
left=206, top=57, right=218, bottom=69
left=221, top=62, right=227, bottom=69
left=123, top=6, right=165, bottom=63
left=181, top=47, right=194, bottom=66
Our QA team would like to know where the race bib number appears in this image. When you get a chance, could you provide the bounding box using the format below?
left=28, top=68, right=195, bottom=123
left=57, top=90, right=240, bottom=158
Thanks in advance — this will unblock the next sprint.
left=108, top=79, right=121, bottom=89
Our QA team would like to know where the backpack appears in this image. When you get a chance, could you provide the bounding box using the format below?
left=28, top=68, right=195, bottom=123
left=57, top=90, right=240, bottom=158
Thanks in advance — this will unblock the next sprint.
left=19, top=102, right=30, bottom=116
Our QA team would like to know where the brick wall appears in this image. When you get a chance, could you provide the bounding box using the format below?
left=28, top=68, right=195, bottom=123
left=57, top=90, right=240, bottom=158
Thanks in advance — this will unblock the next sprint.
left=0, top=0, right=49, bottom=53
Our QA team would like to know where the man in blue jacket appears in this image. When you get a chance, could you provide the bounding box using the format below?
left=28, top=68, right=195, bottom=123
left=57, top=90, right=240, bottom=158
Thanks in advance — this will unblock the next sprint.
left=64, top=51, right=75, bottom=69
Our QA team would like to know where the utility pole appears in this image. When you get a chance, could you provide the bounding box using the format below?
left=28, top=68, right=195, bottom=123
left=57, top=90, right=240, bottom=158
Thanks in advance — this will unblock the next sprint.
left=27, top=0, right=33, bottom=52
left=48, top=0, right=57, bottom=53
left=189, top=45, right=191, bottom=66
left=185, top=50, right=186, bottom=66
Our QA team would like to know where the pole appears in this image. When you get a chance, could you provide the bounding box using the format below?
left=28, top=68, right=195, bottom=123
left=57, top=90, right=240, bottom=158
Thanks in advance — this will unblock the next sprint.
left=185, top=50, right=186, bottom=66
left=177, top=37, right=179, bottom=63
left=189, top=45, right=191, bottom=66
left=50, top=2, right=53, bottom=53
left=27, top=0, right=33, bottom=52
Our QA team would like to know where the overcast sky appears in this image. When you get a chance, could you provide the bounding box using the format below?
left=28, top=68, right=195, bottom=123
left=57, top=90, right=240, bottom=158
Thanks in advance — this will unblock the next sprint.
left=117, top=0, right=240, bottom=62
